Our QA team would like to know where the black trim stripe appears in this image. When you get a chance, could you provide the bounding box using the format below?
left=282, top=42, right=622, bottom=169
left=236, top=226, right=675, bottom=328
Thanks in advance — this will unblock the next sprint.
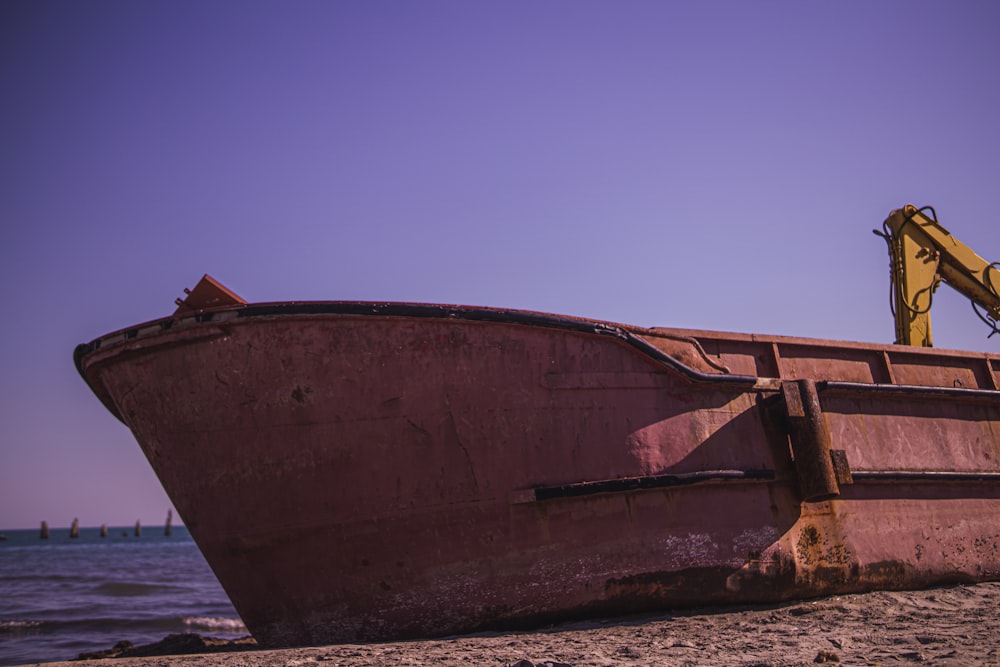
left=524, top=469, right=777, bottom=502
left=818, top=380, right=1000, bottom=401
left=851, top=470, right=1000, bottom=482
left=74, top=301, right=760, bottom=388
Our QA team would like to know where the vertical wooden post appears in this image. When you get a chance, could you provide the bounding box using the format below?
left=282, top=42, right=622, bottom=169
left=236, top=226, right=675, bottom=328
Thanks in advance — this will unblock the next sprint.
left=100, top=524, right=108, bottom=538
left=165, top=509, right=173, bottom=537
left=70, top=518, right=80, bottom=539
left=40, top=521, right=49, bottom=539
left=135, top=520, right=142, bottom=537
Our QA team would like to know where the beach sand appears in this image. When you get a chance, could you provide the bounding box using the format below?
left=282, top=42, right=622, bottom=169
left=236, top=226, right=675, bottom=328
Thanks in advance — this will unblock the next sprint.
left=32, top=581, right=1000, bottom=666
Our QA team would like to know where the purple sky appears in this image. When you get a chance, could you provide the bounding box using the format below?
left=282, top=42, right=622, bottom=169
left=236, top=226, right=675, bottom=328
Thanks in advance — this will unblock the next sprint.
left=2, top=1, right=998, bottom=529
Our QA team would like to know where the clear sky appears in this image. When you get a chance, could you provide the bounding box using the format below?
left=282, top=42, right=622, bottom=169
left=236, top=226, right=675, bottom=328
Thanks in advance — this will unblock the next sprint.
left=1, top=1, right=998, bottom=530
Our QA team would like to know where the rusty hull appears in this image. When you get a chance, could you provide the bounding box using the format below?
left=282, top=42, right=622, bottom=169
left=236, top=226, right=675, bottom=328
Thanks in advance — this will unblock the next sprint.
left=74, top=301, right=1000, bottom=647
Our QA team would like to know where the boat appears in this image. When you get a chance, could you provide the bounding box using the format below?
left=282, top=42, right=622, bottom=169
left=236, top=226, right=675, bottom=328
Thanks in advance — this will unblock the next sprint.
left=74, top=274, right=1000, bottom=648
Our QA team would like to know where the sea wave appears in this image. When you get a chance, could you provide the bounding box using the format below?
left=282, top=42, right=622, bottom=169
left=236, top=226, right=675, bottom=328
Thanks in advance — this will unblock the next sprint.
left=0, top=620, right=43, bottom=633
left=0, top=530, right=238, bottom=666
left=0, top=573, right=87, bottom=583
left=91, top=581, right=185, bottom=597
left=183, top=616, right=248, bottom=633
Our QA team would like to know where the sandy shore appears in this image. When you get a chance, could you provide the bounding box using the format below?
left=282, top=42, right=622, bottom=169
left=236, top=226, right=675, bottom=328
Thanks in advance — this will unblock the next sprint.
left=30, top=582, right=1000, bottom=666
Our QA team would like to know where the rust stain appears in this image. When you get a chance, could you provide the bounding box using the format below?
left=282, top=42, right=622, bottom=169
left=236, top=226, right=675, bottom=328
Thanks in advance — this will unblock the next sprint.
left=291, top=385, right=312, bottom=404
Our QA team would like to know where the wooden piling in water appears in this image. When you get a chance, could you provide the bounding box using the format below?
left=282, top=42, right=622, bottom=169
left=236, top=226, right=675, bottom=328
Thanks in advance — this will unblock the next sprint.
left=100, top=523, right=108, bottom=538
left=165, top=509, right=173, bottom=537
left=135, top=520, right=141, bottom=537
left=70, top=518, right=80, bottom=539
left=40, top=521, right=49, bottom=539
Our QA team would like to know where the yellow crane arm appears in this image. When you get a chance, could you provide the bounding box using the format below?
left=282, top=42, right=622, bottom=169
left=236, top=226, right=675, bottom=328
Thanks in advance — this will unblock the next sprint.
left=877, top=204, right=1000, bottom=347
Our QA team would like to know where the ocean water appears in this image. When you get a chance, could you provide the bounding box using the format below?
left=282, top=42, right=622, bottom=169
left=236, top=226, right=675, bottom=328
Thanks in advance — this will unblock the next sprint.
left=0, top=526, right=246, bottom=666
